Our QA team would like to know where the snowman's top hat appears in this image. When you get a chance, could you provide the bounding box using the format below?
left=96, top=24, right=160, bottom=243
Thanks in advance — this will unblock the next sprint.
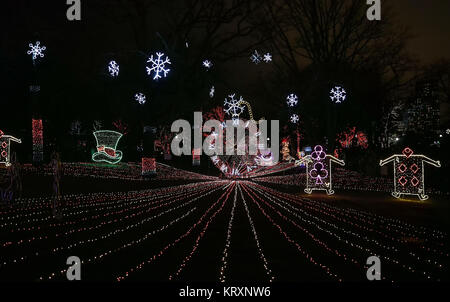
left=92, top=130, right=123, bottom=164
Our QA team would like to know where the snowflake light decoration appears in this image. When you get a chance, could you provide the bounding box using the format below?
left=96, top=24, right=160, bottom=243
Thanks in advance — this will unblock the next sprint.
left=210, top=86, right=215, bottom=98
left=203, top=60, right=213, bottom=69
left=27, top=41, right=46, bottom=60
left=135, top=93, right=146, bottom=105
left=146, top=52, right=171, bottom=80
left=108, top=61, right=120, bottom=77
left=446, top=129, right=450, bottom=135
left=330, top=86, right=347, bottom=104
left=263, top=53, right=272, bottom=63
left=286, top=94, right=299, bottom=107
left=224, top=94, right=245, bottom=120
left=290, top=114, right=299, bottom=124
left=250, top=50, right=262, bottom=64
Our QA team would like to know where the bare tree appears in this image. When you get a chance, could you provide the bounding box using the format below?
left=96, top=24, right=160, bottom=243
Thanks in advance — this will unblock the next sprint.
left=102, top=0, right=266, bottom=122
left=112, top=0, right=264, bottom=62
left=256, top=0, right=414, bottom=89
left=380, top=101, right=404, bottom=148
left=422, top=59, right=450, bottom=103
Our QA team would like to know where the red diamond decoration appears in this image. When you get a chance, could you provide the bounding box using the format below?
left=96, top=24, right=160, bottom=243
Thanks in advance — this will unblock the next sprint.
left=398, top=163, right=407, bottom=173
left=410, top=163, right=419, bottom=174
left=402, top=147, right=414, bottom=158
left=411, top=177, right=420, bottom=187
left=398, top=176, right=408, bottom=186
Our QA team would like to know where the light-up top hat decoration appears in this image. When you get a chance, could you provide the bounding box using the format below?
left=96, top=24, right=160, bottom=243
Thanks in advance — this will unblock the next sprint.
left=92, top=130, right=123, bottom=164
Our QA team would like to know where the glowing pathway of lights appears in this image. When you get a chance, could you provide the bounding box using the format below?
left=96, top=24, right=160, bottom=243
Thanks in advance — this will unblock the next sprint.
left=0, top=176, right=448, bottom=282
left=237, top=184, right=275, bottom=282
left=219, top=185, right=238, bottom=282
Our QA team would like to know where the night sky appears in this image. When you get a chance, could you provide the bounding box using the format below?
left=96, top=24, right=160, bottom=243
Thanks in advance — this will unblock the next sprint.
left=2, top=1, right=449, bottom=86
left=393, top=0, right=450, bottom=63
left=0, top=1, right=449, bottom=132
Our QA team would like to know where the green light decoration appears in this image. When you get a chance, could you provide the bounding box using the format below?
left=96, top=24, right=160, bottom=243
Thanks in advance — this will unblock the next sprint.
left=92, top=130, right=123, bottom=164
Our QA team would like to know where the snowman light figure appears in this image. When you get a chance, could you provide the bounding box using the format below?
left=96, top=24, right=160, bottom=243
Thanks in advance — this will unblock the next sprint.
left=379, top=147, right=441, bottom=201
left=296, top=145, right=345, bottom=195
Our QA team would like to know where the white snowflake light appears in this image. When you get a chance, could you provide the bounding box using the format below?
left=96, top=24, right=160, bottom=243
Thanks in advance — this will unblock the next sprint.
left=224, top=94, right=245, bottom=120
left=290, top=114, right=299, bottom=124
left=250, top=50, right=262, bottom=64
left=286, top=94, right=299, bottom=107
left=263, top=53, right=272, bottom=63
left=330, top=86, right=347, bottom=104
left=135, top=93, right=146, bottom=105
left=27, top=41, right=46, bottom=60
left=446, top=129, right=450, bottom=135
left=108, top=61, right=120, bottom=77
left=210, top=86, right=215, bottom=98
left=203, top=60, right=213, bottom=69
left=146, top=52, right=171, bottom=80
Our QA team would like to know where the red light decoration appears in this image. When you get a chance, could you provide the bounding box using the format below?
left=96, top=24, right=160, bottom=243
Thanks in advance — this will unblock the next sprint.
left=402, top=147, right=414, bottom=158
left=142, top=158, right=156, bottom=176
left=336, top=127, right=369, bottom=149
left=32, top=119, right=44, bottom=163
left=192, top=149, right=201, bottom=166
left=398, top=163, right=407, bottom=173
left=112, top=119, right=129, bottom=136
left=203, top=106, right=226, bottom=128
left=411, top=177, right=420, bottom=187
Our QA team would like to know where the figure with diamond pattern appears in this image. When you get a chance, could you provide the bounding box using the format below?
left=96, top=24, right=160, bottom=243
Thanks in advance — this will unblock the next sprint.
left=379, top=147, right=441, bottom=201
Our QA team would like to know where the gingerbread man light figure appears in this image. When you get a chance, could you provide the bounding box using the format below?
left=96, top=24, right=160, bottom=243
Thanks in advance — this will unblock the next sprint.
left=296, top=145, right=345, bottom=195
left=379, top=147, right=441, bottom=201
left=0, top=130, right=22, bottom=167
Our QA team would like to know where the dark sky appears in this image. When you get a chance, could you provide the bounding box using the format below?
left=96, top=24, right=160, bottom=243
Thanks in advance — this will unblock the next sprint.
left=393, top=0, right=450, bottom=63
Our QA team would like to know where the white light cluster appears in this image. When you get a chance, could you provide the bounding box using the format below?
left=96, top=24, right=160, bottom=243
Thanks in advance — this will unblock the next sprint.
left=27, top=41, right=46, bottom=60
left=135, top=93, right=146, bottom=105
left=146, top=52, right=171, bottom=80
left=108, top=61, right=120, bottom=77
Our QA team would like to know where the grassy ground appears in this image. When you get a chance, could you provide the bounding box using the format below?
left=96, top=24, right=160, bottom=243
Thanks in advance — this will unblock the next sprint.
left=261, top=182, right=450, bottom=232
